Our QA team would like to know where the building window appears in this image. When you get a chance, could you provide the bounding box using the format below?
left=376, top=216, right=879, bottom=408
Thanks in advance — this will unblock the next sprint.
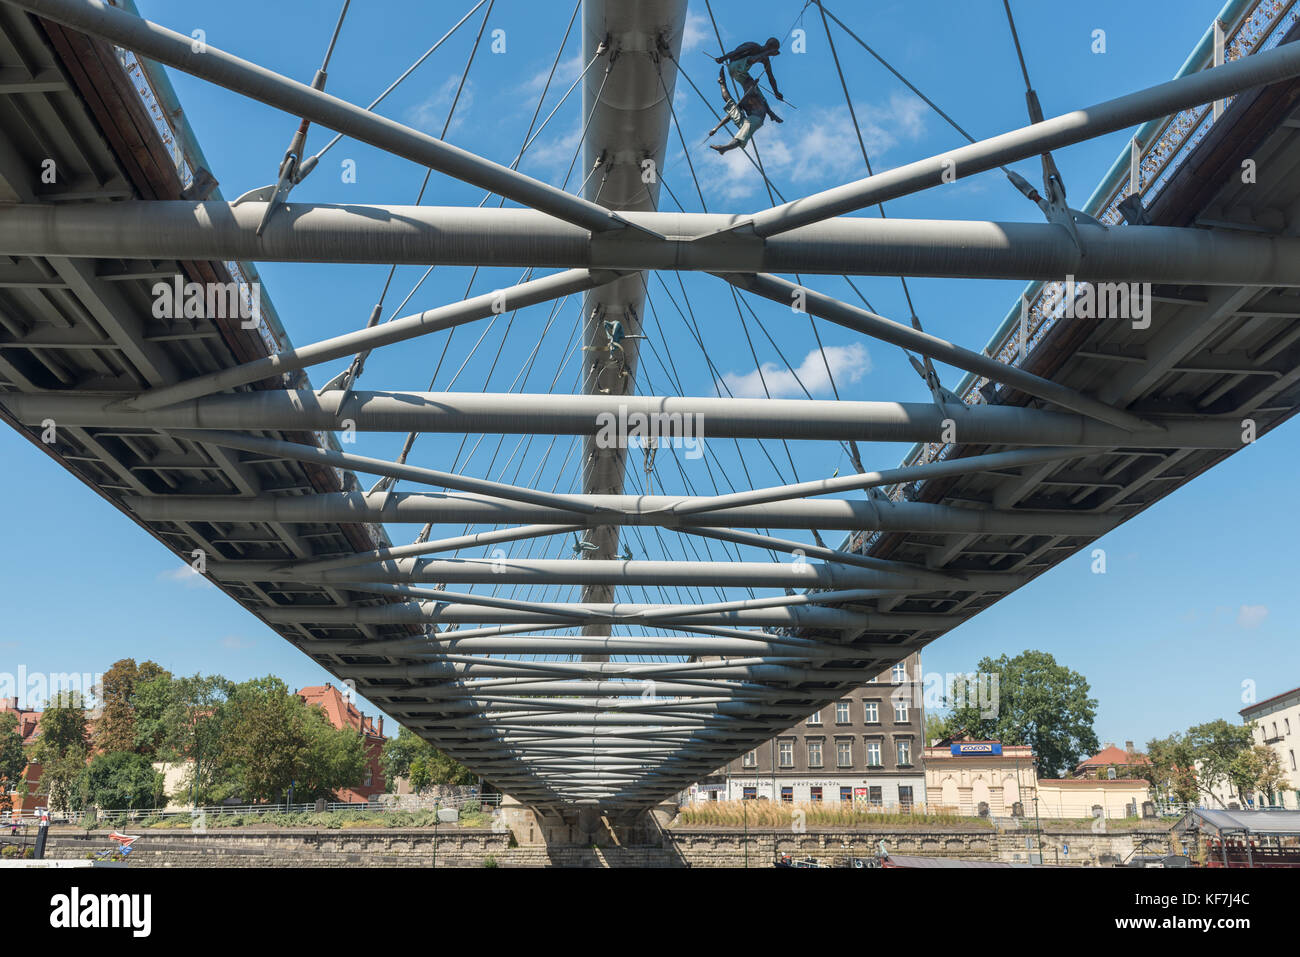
left=742, top=787, right=756, bottom=800
left=897, top=739, right=912, bottom=766
left=807, top=710, right=821, bottom=726
left=781, top=786, right=793, bottom=803
left=1286, top=718, right=1291, bottom=735
left=894, top=699, right=909, bottom=723
left=835, top=701, right=851, bottom=724
left=742, top=749, right=756, bottom=768
left=866, top=740, right=882, bottom=767
left=899, top=785, right=914, bottom=811
left=868, top=785, right=882, bottom=805
left=778, top=740, right=794, bottom=767
left=1291, top=750, right=1297, bottom=772
left=837, top=740, right=853, bottom=768
left=809, top=786, right=823, bottom=803
left=891, top=662, right=906, bottom=684
left=807, top=740, right=823, bottom=768
left=863, top=701, right=879, bottom=723
left=840, top=786, right=852, bottom=803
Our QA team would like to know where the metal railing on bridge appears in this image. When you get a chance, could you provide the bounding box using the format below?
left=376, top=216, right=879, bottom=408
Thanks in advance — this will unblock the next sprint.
left=846, top=0, right=1300, bottom=559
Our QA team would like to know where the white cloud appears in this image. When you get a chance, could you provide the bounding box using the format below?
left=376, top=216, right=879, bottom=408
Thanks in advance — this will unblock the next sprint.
left=406, top=75, right=476, bottom=137
left=719, top=342, right=871, bottom=398
left=697, top=91, right=929, bottom=201
left=1237, top=604, right=1269, bottom=628
left=158, top=565, right=212, bottom=590
left=520, top=52, right=585, bottom=95
left=682, top=13, right=712, bottom=55
left=522, top=121, right=584, bottom=184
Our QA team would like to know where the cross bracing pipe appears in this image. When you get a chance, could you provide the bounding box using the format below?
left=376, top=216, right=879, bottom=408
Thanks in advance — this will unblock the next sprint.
left=664, top=446, right=1084, bottom=516
left=6, top=391, right=1247, bottom=447
left=332, top=618, right=858, bottom=653
left=263, top=600, right=879, bottom=629
left=340, top=636, right=901, bottom=658
left=122, top=489, right=1118, bottom=536
left=262, top=593, right=919, bottom=627
left=393, top=696, right=763, bottom=715
left=7, top=0, right=631, bottom=234
left=742, top=30, right=1300, bottom=235
left=180, top=429, right=608, bottom=515
left=123, top=269, right=614, bottom=411
left=486, top=715, right=769, bottom=729
left=298, top=584, right=919, bottom=647
left=10, top=202, right=1300, bottom=285
left=351, top=655, right=872, bottom=682
left=678, top=526, right=978, bottom=586
left=264, top=524, right=582, bottom=574
left=210, top=555, right=1026, bottom=590
left=354, top=679, right=788, bottom=699
left=728, top=273, right=1145, bottom=429
left=343, top=659, right=907, bottom=683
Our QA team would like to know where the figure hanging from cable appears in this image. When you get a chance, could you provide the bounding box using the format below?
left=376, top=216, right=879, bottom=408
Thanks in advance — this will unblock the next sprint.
left=714, top=36, right=784, bottom=101
left=707, top=64, right=782, bottom=155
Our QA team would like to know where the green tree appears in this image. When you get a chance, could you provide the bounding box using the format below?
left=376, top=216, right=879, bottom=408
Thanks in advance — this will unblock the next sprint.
left=1186, top=719, right=1254, bottom=806
left=293, top=703, right=368, bottom=802
left=95, top=658, right=172, bottom=755
left=947, top=650, right=1099, bottom=778
left=216, top=676, right=305, bottom=803
left=0, top=712, right=27, bottom=815
left=925, top=711, right=956, bottom=745
left=153, top=674, right=231, bottom=805
left=380, top=726, right=473, bottom=793
left=1230, top=744, right=1288, bottom=806
left=28, top=690, right=89, bottom=811
left=216, top=677, right=372, bottom=803
left=1144, top=733, right=1199, bottom=804
left=83, top=751, right=164, bottom=810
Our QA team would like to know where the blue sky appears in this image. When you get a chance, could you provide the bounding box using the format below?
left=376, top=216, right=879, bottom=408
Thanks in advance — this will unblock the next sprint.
left=1, top=0, right=1295, bottom=753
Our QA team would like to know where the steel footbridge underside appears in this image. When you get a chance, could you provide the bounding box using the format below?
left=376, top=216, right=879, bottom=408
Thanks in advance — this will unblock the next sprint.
left=1, top=0, right=1299, bottom=808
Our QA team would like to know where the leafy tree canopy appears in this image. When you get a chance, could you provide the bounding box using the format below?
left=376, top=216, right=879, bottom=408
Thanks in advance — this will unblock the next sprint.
left=946, top=650, right=1099, bottom=778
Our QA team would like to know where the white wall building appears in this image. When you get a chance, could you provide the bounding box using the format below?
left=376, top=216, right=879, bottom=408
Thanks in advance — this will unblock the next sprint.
left=1241, top=684, right=1300, bottom=809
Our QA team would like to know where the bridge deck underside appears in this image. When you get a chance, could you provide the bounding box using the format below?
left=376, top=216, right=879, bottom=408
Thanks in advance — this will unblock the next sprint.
left=1, top=1, right=1299, bottom=808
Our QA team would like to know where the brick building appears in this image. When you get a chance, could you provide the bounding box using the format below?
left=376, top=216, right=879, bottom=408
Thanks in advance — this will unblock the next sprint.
left=708, top=653, right=926, bottom=810
left=297, top=684, right=387, bottom=802
left=0, top=697, right=44, bottom=813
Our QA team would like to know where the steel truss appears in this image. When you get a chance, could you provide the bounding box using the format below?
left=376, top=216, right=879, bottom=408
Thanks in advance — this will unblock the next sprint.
left=4, top=0, right=1299, bottom=807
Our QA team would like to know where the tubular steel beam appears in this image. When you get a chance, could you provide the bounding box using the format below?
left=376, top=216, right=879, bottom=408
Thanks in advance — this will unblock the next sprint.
left=743, top=32, right=1300, bottom=235
left=728, top=273, right=1147, bottom=429
left=343, top=636, right=893, bottom=657
left=264, top=524, right=581, bottom=574
left=8, top=202, right=1300, bottom=285
left=667, top=446, right=1083, bottom=515
left=9, top=0, right=630, bottom=234
left=258, top=601, right=882, bottom=629
left=178, top=429, right=607, bottom=515
left=125, top=268, right=613, bottom=410
left=208, top=555, right=1026, bottom=589
left=3, top=390, right=1249, bottom=447
left=121, top=490, right=1118, bottom=536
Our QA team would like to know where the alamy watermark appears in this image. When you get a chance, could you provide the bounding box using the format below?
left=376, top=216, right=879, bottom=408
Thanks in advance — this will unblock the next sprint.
left=594, top=405, right=706, bottom=460
left=1036, top=275, right=1153, bottom=330
left=152, top=275, right=262, bottom=330
left=0, top=666, right=103, bottom=710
